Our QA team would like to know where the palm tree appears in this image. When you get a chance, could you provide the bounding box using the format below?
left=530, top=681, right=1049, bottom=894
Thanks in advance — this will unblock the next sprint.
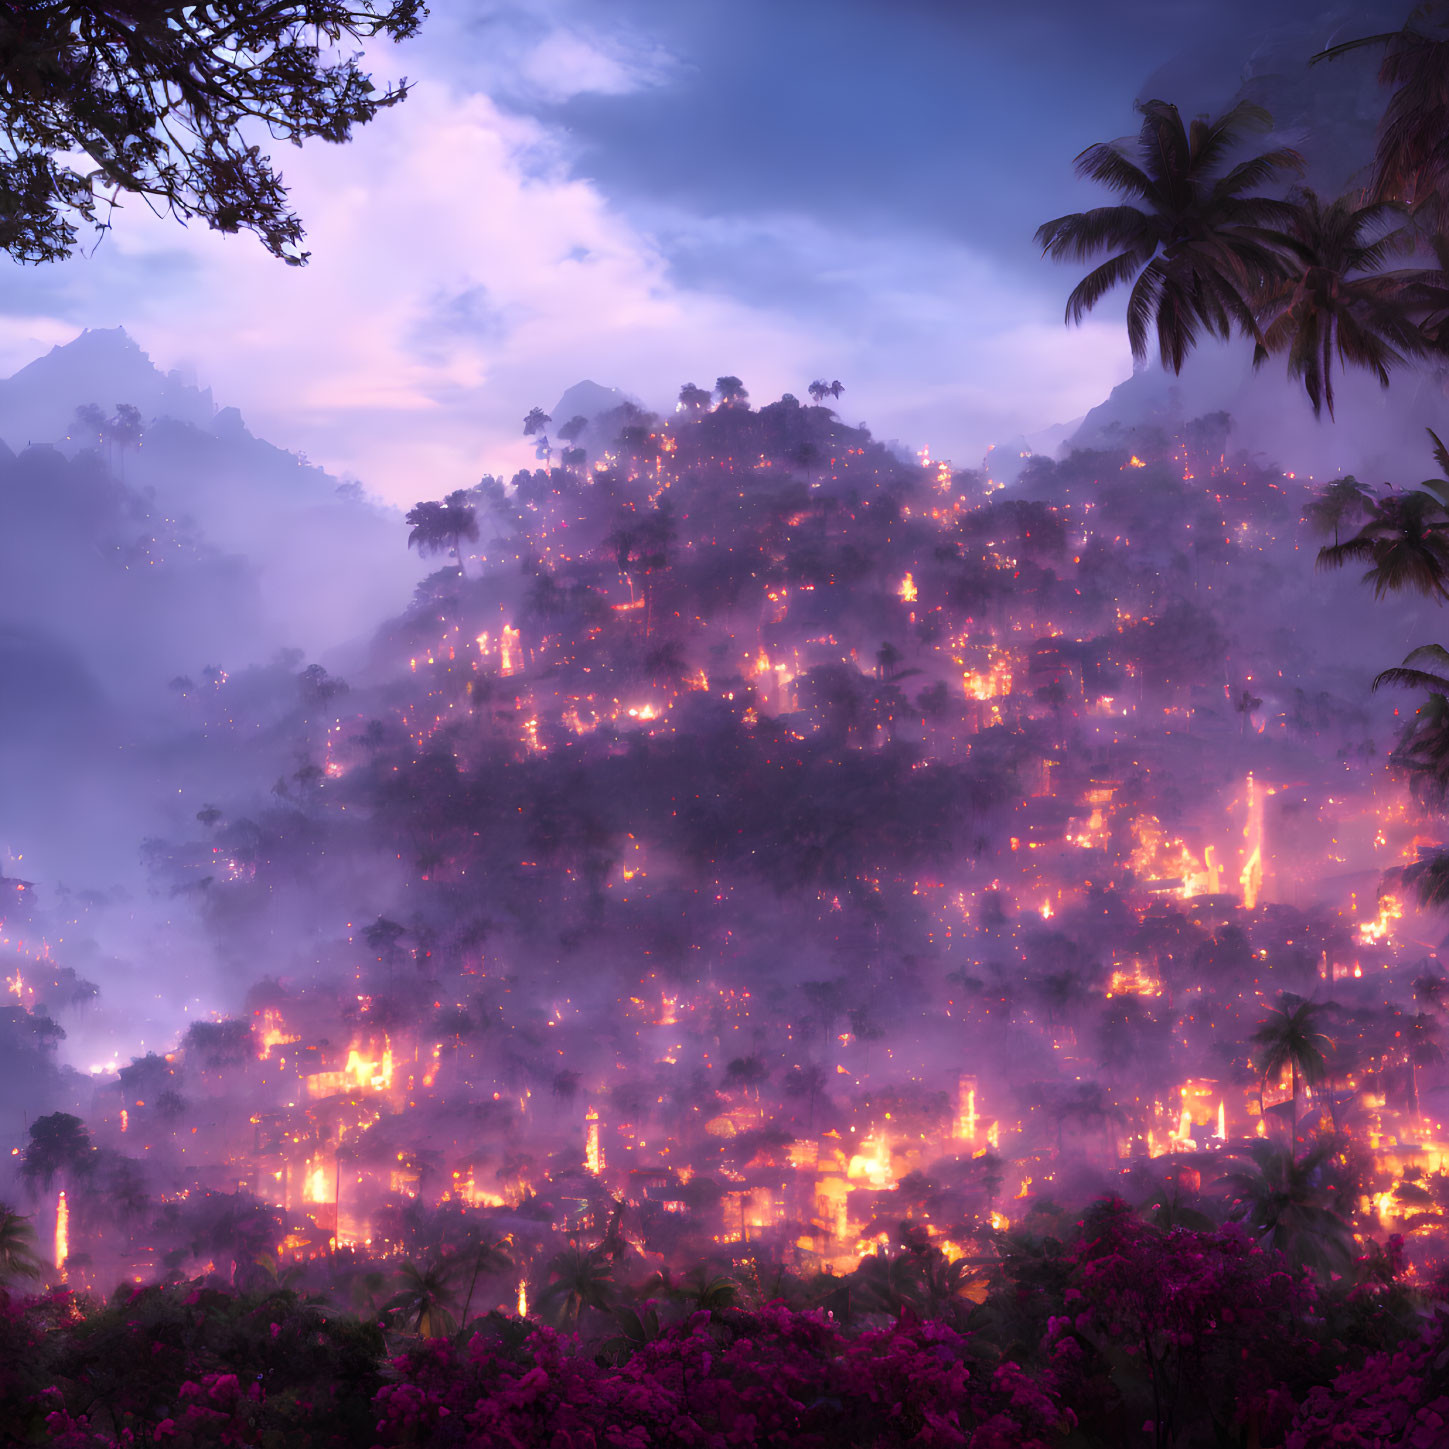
left=849, top=1248, right=928, bottom=1317
left=783, top=1062, right=830, bottom=1131
left=1375, top=669, right=1449, bottom=806
left=1217, top=1138, right=1356, bottom=1276
left=673, top=1264, right=742, bottom=1310
left=1404, top=847, right=1449, bottom=906
left=383, top=1258, right=461, bottom=1338
left=1374, top=640, right=1449, bottom=696
left=1318, top=489, right=1449, bottom=602
left=442, top=489, right=480, bottom=568
left=0, top=1207, right=43, bottom=1284
left=20, top=1113, right=94, bottom=1195
left=915, top=1249, right=983, bottom=1321
left=1302, top=476, right=1379, bottom=546
left=405, top=495, right=479, bottom=577
left=457, top=1238, right=513, bottom=1325
left=714, top=376, right=749, bottom=408
left=1253, top=190, right=1425, bottom=417
left=1251, top=993, right=1332, bottom=1144
left=1035, top=99, right=1301, bottom=373
left=1405, top=1011, right=1444, bottom=1121
left=875, top=641, right=921, bottom=683
left=522, top=406, right=551, bottom=436
left=533, top=1243, right=616, bottom=1330
left=1233, top=685, right=1263, bottom=737
left=1316, top=13, right=1449, bottom=230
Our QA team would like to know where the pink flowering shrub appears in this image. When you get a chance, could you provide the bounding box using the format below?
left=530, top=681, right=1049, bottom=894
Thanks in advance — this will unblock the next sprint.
left=22, top=1280, right=384, bottom=1448
left=374, top=1303, right=1073, bottom=1448
left=4, top=1207, right=1443, bottom=1449
left=1287, top=1309, right=1449, bottom=1448
left=1012, top=1198, right=1323, bottom=1448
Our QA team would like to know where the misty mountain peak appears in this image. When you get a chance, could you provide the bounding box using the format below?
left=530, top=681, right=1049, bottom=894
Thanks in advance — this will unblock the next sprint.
left=0, top=326, right=216, bottom=449
left=551, top=380, right=643, bottom=427
left=211, top=404, right=249, bottom=439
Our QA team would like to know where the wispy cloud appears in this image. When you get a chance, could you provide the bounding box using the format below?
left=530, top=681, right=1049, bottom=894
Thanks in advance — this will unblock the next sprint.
left=0, top=5, right=1132, bottom=501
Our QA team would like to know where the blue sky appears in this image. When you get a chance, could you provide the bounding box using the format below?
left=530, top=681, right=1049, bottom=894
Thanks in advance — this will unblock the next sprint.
left=0, top=0, right=1365, bottom=501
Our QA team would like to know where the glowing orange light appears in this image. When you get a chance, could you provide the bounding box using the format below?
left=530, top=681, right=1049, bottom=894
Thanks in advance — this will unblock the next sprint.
left=1358, top=894, right=1403, bottom=945
left=585, top=1107, right=603, bottom=1175
left=55, top=1191, right=68, bottom=1273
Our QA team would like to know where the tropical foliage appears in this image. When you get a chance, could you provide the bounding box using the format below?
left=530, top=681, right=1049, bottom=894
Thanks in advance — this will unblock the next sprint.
left=1, top=1192, right=1441, bottom=1449
left=1035, top=100, right=1301, bottom=374
left=1039, top=18, right=1449, bottom=412
left=1252, top=190, right=1425, bottom=417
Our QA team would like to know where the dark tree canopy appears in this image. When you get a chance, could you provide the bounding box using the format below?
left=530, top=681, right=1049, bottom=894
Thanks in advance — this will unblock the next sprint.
left=0, top=2, right=425, bottom=265
left=20, top=1111, right=93, bottom=1190
left=182, top=1016, right=254, bottom=1070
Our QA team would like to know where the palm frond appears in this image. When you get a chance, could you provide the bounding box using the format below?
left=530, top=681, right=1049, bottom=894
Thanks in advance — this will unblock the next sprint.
left=1188, top=101, right=1277, bottom=179
left=1152, top=267, right=1203, bottom=372
left=1073, top=143, right=1157, bottom=203
left=1402, top=848, right=1449, bottom=908
left=1372, top=667, right=1449, bottom=693
left=1210, top=98, right=1276, bottom=134
left=1135, top=99, right=1188, bottom=184
left=1428, top=427, right=1449, bottom=484
left=1035, top=206, right=1153, bottom=261
left=1065, top=250, right=1147, bottom=324
left=1311, top=31, right=1402, bottom=64
left=1125, top=258, right=1166, bottom=362
left=1211, top=149, right=1306, bottom=198
left=1316, top=537, right=1376, bottom=570
left=1404, top=643, right=1449, bottom=670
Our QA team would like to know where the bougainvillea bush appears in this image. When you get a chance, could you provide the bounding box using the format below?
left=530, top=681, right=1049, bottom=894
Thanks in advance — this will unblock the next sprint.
left=11, top=1280, right=385, bottom=1448
left=1285, top=1308, right=1449, bottom=1449
left=2, top=1199, right=1445, bottom=1449
left=374, top=1306, right=1073, bottom=1449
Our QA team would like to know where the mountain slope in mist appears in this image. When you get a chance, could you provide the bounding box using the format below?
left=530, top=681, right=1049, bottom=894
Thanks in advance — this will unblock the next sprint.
left=4, top=328, right=418, bottom=658
left=0, top=330, right=427, bottom=913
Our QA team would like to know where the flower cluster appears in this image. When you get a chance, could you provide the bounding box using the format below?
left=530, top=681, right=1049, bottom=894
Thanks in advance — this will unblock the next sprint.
left=1287, top=1310, right=1449, bottom=1448
left=1, top=1210, right=1443, bottom=1449
left=375, top=1304, right=1071, bottom=1449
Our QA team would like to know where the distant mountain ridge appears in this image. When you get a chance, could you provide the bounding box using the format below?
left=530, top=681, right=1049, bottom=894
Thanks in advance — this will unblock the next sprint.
left=0, top=327, right=216, bottom=447
left=550, top=379, right=644, bottom=428
left=0, top=326, right=419, bottom=657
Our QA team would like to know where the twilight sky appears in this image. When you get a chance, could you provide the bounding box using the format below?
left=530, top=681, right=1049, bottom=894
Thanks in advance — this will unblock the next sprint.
left=0, top=0, right=1362, bottom=502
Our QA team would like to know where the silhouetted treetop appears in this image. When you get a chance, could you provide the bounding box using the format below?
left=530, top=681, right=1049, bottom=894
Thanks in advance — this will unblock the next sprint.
left=0, top=2, right=424, bottom=264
